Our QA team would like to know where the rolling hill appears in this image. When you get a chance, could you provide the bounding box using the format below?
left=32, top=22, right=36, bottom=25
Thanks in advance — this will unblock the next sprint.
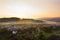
left=0, top=17, right=44, bottom=23
left=39, top=17, right=60, bottom=22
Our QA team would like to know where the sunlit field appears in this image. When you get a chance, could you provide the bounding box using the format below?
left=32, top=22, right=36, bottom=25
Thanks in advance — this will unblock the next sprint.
left=0, top=21, right=60, bottom=40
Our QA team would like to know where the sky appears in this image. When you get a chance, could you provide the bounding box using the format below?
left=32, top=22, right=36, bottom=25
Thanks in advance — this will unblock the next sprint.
left=0, top=0, right=60, bottom=19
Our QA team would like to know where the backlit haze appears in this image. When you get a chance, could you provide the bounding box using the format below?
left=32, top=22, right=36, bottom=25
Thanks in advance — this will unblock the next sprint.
left=0, top=0, right=60, bottom=19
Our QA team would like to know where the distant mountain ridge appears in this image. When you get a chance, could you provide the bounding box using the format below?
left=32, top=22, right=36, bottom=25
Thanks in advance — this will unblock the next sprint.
left=39, top=17, right=60, bottom=22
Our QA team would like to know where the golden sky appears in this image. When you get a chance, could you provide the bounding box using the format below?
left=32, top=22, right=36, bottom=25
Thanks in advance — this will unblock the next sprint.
left=0, top=0, right=60, bottom=18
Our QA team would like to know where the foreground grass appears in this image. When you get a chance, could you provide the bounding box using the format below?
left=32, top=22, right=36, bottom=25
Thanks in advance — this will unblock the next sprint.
left=0, top=24, right=60, bottom=40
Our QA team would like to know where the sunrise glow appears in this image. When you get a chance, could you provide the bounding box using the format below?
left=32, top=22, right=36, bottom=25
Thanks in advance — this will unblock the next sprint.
left=0, top=0, right=60, bottom=19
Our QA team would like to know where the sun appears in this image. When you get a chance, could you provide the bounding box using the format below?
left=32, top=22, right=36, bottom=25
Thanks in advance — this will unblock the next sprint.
left=19, top=18, right=24, bottom=21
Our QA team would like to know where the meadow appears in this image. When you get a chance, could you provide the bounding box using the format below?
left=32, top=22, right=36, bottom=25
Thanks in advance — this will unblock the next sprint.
left=0, top=21, right=60, bottom=40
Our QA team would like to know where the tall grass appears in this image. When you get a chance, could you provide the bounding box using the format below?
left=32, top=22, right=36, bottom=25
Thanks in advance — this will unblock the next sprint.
left=0, top=24, right=60, bottom=40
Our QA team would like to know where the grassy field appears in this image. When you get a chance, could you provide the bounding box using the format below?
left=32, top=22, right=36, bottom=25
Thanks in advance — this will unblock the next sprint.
left=0, top=21, right=60, bottom=40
